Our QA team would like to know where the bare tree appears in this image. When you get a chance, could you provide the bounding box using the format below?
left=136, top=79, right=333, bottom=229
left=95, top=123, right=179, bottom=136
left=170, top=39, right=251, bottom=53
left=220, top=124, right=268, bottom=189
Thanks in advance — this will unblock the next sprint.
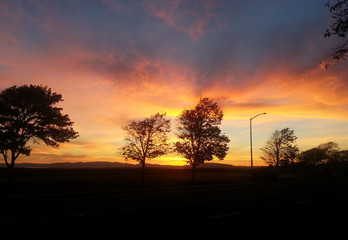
left=175, top=98, right=230, bottom=183
left=261, top=128, right=299, bottom=167
left=0, top=85, right=79, bottom=186
left=121, top=113, right=170, bottom=183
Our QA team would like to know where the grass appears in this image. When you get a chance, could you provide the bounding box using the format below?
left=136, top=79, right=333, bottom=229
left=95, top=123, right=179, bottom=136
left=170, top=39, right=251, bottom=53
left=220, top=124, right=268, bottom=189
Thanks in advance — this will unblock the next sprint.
left=0, top=167, right=251, bottom=194
left=1, top=163, right=347, bottom=194
left=1, top=166, right=347, bottom=240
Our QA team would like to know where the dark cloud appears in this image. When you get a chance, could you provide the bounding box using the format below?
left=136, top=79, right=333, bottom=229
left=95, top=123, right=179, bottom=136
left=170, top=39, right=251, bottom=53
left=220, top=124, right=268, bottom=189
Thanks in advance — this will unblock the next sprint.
left=1, top=0, right=348, bottom=97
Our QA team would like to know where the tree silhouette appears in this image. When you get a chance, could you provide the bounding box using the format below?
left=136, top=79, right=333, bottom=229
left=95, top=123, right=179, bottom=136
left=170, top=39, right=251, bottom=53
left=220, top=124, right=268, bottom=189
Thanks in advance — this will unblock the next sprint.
left=0, top=85, right=79, bottom=186
left=174, top=98, right=230, bottom=183
left=261, top=128, right=299, bottom=167
left=121, top=113, right=171, bottom=184
left=325, top=0, right=348, bottom=65
left=299, top=141, right=340, bottom=165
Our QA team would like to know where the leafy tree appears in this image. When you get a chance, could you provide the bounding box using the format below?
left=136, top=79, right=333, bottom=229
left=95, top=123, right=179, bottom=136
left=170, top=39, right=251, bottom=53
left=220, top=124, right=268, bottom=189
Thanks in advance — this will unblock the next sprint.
left=331, top=149, right=348, bottom=162
left=299, top=141, right=340, bottom=165
left=260, top=128, right=299, bottom=167
left=318, top=141, right=340, bottom=159
left=121, top=113, right=170, bottom=183
left=325, top=0, right=348, bottom=65
left=174, top=98, right=230, bottom=183
left=298, top=148, right=328, bottom=166
left=0, top=85, right=79, bottom=186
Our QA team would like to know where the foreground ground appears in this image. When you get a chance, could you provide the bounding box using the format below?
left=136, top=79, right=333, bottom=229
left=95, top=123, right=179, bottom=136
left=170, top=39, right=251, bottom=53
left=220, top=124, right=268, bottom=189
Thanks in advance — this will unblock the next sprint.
left=0, top=168, right=347, bottom=239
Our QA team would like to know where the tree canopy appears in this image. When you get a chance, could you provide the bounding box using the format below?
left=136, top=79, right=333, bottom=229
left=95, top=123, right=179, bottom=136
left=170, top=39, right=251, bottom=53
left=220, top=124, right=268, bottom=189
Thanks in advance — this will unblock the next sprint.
left=121, top=112, right=171, bottom=167
left=175, top=98, right=230, bottom=182
left=0, top=85, right=79, bottom=184
left=325, top=0, right=348, bottom=64
left=299, top=141, right=341, bottom=165
left=261, top=128, right=299, bottom=167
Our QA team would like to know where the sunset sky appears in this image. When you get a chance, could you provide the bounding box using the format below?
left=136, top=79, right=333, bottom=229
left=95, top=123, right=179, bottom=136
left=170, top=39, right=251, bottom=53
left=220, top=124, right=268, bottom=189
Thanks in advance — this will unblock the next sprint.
left=1, top=0, right=348, bottom=166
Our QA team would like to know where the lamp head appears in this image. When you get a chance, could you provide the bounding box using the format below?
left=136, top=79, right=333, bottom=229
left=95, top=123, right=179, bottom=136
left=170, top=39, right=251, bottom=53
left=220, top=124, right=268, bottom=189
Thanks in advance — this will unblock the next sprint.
left=251, top=112, right=267, bottom=120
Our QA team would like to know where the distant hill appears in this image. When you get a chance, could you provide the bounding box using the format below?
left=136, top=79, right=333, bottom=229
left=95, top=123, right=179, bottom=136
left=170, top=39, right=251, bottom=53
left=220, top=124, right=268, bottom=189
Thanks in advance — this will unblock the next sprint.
left=0, top=161, right=238, bottom=169
left=0, top=162, right=137, bottom=169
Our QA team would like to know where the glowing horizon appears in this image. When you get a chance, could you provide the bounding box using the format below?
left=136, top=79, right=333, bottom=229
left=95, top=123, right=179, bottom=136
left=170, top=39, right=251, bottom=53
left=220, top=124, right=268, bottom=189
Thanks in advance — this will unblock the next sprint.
left=1, top=0, right=348, bottom=167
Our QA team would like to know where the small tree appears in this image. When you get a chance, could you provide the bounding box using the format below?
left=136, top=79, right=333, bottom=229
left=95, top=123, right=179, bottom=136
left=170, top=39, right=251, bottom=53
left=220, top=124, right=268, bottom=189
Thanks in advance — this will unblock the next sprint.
left=324, top=0, right=348, bottom=65
left=0, top=85, right=79, bottom=186
left=260, top=128, right=299, bottom=167
left=175, top=98, right=230, bottom=183
left=121, top=113, right=170, bottom=183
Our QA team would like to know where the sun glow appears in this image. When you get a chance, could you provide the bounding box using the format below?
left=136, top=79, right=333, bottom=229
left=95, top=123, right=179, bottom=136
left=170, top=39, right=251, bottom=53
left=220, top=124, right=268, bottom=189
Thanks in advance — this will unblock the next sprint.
left=154, top=156, right=188, bottom=166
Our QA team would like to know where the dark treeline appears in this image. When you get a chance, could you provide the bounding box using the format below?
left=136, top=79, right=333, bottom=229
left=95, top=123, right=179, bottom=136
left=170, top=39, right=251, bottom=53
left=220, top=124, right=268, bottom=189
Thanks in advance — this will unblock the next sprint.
left=259, top=127, right=348, bottom=179
left=296, top=142, right=348, bottom=177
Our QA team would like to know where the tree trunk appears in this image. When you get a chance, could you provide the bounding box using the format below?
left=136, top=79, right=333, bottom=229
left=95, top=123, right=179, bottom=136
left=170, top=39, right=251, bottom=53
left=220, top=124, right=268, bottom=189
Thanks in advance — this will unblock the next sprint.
left=141, top=161, right=145, bottom=185
left=275, top=147, right=280, bottom=168
left=191, top=164, right=196, bottom=184
left=7, top=164, right=14, bottom=190
left=7, top=151, right=17, bottom=190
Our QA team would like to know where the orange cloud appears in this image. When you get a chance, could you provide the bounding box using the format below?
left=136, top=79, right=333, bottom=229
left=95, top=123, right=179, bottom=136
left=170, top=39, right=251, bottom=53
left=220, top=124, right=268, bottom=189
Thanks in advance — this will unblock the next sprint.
left=4, top=42, right=348, bottom=167
left=2, top=0, right=348, bottom=167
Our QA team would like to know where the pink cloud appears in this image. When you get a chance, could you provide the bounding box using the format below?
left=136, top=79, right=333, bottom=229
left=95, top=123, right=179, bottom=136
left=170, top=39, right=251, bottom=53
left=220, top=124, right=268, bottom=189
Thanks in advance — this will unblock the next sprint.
left=101, top=0, right=139, bottom=15
left=145, top=0, right=214, bottom=41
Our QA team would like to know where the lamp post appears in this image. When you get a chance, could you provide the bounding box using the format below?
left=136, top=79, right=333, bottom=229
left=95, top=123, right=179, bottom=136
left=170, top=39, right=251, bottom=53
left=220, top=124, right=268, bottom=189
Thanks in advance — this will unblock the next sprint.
left=250, top=113, right=267, bottom=172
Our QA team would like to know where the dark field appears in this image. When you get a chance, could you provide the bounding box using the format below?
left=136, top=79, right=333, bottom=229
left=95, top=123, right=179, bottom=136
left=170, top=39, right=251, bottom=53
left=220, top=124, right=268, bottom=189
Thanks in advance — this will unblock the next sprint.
left=1, top=167, right=348, bottom=239
left=0, top=167, right=252, bottom=193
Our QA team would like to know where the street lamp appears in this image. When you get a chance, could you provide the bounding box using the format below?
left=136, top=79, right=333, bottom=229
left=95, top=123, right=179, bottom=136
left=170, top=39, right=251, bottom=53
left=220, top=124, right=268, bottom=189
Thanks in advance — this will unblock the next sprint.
left=250, top=113, right=267, bottom=172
